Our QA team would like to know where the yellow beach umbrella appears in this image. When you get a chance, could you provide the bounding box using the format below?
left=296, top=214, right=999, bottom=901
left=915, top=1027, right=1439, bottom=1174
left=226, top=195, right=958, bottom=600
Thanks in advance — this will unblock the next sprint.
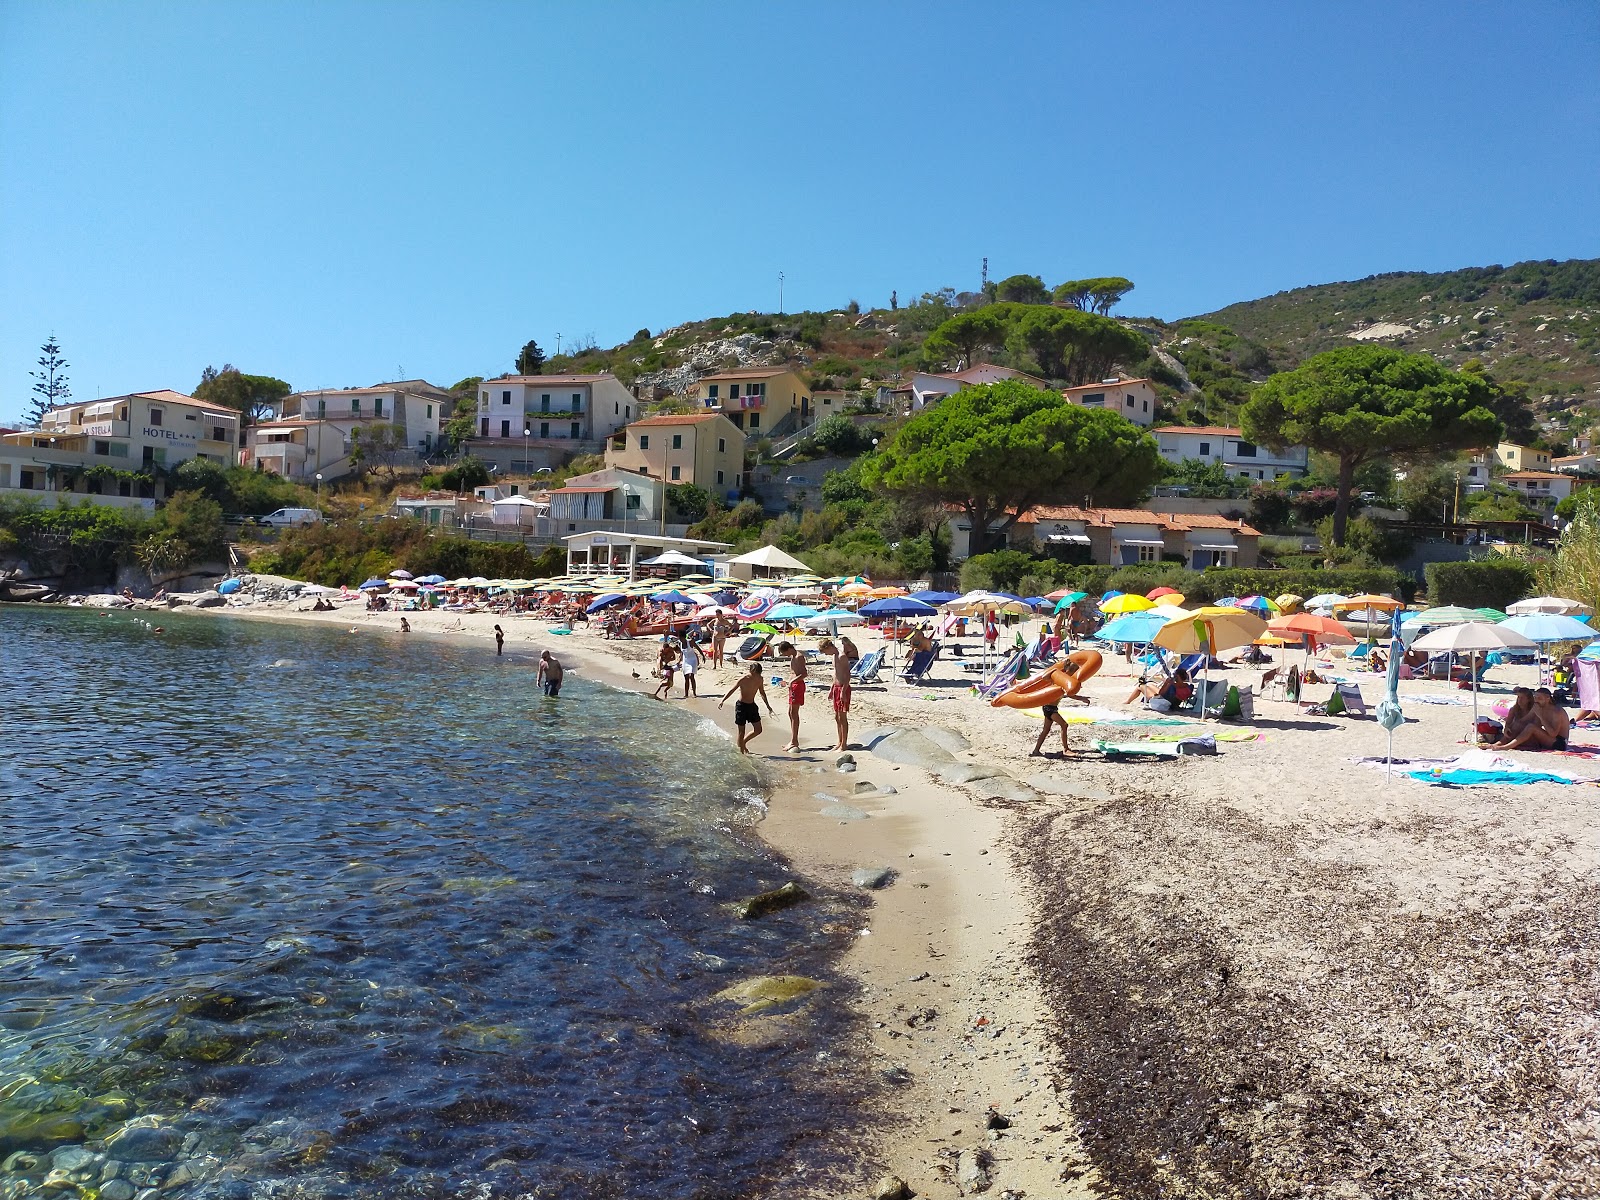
left=1101, top=593, right=1155, bottom=614
left=1333, top=594, right=1402, bottom=612
left=1152, top=592, right=1187, bottom=607
left=838, top=582, right=873, bottom=597
left=1153, top=606, right=1267, bottom=654
left=1275, top=593, right=1303, bottom=613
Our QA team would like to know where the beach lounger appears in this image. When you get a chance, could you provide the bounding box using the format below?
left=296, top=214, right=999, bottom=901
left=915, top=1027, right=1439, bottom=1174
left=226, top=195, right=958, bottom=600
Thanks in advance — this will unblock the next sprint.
left=851, top=648, right=885, bottom=684
left=898, top=645, right=939, bottom=682
left=975, top=650, right=1025, bottom=700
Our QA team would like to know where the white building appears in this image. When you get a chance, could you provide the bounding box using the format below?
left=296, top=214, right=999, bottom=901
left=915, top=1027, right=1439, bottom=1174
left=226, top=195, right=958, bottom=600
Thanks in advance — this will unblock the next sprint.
left=1554, top=451, right=1600, bottom=475
left=1062, top=377, right=1159, bottom=427
left=906, top=364, right=1052, bottom=411
left=1503, top=470, right=1578, bottom=514
left=245, top=383, right=449, bottom=481
left=464, top=374, right=636, bottom=472
left=0, top=390, right=239, bottom=510
left=1152, top=425, right=1309, bottom=481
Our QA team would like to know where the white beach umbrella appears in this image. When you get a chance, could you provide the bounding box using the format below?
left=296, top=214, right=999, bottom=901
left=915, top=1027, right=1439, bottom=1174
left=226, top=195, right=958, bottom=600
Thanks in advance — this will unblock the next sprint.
left=1506, top=595, right=1592, bottom=616
left=1409, top=621, right=1538, bottom=726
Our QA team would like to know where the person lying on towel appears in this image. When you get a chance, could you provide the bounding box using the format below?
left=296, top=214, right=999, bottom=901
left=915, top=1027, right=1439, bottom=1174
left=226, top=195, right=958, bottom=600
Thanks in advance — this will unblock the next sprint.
left=1126, top=668, right=1193, bottom=712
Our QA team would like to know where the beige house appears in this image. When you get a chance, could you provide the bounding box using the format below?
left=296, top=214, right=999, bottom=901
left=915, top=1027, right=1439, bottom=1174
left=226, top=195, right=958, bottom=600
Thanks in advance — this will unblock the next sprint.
left=464, top=373, right=637, bottom=472
left=1492, top=442, right=1552, bottom=472
left=246, top=382, right=448, bottom=481
left=606, top=412, right=746, bottom=499
left=1061, top=377, right=1159, bottom=427
left=0, top=390, right=239, bottom=510
left=686, top=367, right=810, bottom=436
left=950, top=504, right=1261, bottom=568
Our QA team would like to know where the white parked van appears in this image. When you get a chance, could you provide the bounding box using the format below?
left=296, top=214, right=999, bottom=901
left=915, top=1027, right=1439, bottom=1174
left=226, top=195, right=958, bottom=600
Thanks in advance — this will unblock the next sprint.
left=258, top=507, right=322, bottom=528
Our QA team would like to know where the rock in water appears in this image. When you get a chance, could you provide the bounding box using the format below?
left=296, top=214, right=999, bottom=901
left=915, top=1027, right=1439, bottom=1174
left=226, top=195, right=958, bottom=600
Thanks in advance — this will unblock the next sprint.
left=733, top=881, right=810, bottom=920
left=957, top=1146, right=992, bottom=1194
left=713, top=975, right=826, bottom=1014
left=871, top=1174, right=911, bottom=1200
left=852, top=866, right=895, bottom=890
left=99, top=1181, right=136, bottom=1200
left=104, top=1119, right=182, bottom=1161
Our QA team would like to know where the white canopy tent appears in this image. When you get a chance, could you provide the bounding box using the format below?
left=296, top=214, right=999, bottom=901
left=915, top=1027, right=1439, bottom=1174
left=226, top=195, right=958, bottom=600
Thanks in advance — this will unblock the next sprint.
left=728, top=543, right=812, bottom=579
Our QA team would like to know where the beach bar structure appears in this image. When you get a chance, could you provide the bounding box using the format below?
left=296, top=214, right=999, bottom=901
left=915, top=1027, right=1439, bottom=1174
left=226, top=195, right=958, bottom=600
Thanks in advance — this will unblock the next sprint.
left=564, top=531, right=730, bottom=581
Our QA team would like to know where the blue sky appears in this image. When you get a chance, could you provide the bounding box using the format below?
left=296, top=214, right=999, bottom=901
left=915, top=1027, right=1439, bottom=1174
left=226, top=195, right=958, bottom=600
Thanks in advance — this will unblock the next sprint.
left=2, top=0, right=1596, bottom=421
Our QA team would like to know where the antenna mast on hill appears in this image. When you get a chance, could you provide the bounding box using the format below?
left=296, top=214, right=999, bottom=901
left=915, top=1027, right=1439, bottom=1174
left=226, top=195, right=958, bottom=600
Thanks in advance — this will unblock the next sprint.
left=982, top=257, right=988, bottom=290
left=779, top=271, right=785, bottom=315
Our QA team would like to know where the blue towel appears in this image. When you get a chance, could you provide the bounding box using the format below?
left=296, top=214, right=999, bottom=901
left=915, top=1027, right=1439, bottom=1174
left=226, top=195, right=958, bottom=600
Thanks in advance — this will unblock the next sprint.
left=1408, top=768, right=1579, bottom=786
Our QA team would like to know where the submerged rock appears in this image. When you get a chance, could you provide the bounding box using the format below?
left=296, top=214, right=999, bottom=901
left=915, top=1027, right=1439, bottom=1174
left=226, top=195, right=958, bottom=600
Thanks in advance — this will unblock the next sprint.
left=104, top=1119, right=180, bottom=1162
left=713, top=975, right=826, bottom=1014
left=957, top=1145, right=993, bottom=1194
left=733, top=882, right=810, bottom=920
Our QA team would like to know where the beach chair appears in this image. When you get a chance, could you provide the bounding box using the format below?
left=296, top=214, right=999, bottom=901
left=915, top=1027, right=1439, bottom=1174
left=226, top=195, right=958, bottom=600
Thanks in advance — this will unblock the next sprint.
left=1177, top=653, right=1209, bottom=676
left=1333, top=681, right=1368, bottom=717
left=1182, top=677, right=1228, bottom=716
left=1258, top=667, right=1283, bottom=701
left=897, top=644, right=940, bottom=682
left=851, top=648, right=885, bottom=684
left=975, top=650, right=1025, bottom=700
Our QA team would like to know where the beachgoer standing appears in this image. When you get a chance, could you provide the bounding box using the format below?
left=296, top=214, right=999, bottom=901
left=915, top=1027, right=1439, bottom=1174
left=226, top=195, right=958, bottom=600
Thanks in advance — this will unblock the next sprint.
left=1031, top=701, right=1073, bottom=757
left=711, top=620, right=728, bottom=670
left=537, top=651, right=564, bottom=697
left=819, top=639, right=852, bottom=751
left=680, top=637, right=701, bottom=698
left=494, top=625, right=504, bottom=656
left=652, top=639, right=679, bottom=701
left=719, top=663, right=773, bottom=753
left=776, top=641, right=807, bottom=751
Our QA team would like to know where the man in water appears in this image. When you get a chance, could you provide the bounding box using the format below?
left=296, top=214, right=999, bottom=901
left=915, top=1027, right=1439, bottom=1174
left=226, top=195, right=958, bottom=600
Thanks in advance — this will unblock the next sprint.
left=537, top=650, right=564, bottom=697
left=399, top=617, right=411, bottom=633
left=494, top=625, right=504, bottom=656
left=718, top=663, right=773, bottom=753
left=680, top=635, right=702, bottom=698
left=818, top=639, right=852, bottom=751
left=776, top=641, right=807, bottom=751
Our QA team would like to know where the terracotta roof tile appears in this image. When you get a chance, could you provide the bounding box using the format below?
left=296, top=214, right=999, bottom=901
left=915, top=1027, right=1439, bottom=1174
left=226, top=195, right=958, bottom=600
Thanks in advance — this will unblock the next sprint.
left=1152, top=425, right=1242, bottom=437
left=628, top=413, right=733, bottom=427
left=698, top=367, right=794, bottom=381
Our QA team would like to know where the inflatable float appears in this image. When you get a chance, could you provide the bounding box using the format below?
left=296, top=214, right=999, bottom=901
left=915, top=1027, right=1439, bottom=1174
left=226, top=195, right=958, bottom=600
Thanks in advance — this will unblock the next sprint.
left=990, top=649, right=1102, bottom=709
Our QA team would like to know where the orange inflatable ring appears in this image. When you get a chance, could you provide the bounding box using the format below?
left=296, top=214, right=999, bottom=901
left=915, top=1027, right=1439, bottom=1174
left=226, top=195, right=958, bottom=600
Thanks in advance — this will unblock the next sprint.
left=990, top=649, right=1102, bottom=709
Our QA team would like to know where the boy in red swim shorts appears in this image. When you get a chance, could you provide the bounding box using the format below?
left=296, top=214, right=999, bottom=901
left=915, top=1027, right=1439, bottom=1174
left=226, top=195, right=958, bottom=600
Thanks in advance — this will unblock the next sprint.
left=776, top=641, right=807, bottom=752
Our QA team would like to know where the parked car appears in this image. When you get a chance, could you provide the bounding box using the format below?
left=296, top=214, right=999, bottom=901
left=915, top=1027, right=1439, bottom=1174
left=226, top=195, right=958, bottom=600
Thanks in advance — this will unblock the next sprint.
left=257, top=507, right=322, bottom=528
left=784, top=476, right=808, bottom=485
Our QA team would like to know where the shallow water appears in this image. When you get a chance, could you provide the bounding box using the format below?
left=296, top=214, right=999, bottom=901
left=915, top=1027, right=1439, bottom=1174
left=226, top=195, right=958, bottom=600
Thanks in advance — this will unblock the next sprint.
left=0, top=606, right=858, bottom=1197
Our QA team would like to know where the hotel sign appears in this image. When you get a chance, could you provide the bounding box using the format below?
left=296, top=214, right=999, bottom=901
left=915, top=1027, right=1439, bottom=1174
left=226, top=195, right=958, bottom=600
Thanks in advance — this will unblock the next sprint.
left=84, top=421, right=116, bottom=436
left=144, top=427, right=198, bottom=444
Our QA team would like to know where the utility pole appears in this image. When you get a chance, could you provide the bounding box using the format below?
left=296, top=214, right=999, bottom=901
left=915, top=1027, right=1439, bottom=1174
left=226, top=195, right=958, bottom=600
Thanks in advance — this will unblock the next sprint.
left=981, top=257, right=988, bottom=290
left=556, top=332, right=562, bottom=356
left=779, top=271, right=785, bottom=315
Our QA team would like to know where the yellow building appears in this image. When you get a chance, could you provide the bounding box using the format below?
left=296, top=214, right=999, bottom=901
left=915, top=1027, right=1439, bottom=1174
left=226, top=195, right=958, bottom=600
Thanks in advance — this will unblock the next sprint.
left=605, top=413, right=746, bottom=501
left=685, top=367, right=810, bottom=435
left=1492, top=442, right=1552, bottom=472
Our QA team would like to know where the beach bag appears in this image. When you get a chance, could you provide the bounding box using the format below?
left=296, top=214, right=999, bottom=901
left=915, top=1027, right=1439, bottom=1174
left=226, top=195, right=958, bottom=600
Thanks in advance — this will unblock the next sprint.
left=1223, top=685, right=1254, bottom=720
left=1325, top=688, right=1347, bottom=717
left=1176, top=735, right=1217, bottom=755
left=1148, top=697, right=1173, bottom=713
left=1476, top=718, right=1503, bottom=739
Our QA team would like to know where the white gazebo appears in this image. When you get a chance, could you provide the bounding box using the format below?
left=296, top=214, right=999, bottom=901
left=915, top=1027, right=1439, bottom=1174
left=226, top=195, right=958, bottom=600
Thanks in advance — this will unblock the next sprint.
left=724, top=543, right=812, bottom=581
left=564, top=531, right=731, bottom=581
left=490, top=494, right=546, bottom=528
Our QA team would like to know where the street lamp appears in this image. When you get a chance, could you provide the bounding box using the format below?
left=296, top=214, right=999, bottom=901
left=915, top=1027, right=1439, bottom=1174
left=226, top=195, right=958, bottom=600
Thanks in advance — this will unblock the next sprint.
left=315, top=472, right=323, bottom=505
left=523, top=426, right=531, bottom=477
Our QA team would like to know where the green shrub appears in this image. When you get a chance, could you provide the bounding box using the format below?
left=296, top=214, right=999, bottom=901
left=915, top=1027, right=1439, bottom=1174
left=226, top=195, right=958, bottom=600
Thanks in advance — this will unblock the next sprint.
left=1423, top=558, right=1536, bottom=608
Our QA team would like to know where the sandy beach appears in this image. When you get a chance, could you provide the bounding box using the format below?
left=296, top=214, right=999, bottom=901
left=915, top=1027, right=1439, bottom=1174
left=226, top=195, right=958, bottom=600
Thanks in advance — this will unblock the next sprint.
left=168, top=589, right=1600, bottom=1197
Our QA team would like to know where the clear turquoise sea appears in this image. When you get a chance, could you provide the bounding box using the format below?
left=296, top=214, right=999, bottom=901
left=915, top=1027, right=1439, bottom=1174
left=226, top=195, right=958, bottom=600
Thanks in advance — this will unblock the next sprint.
left=0, top=606, right=858, bottom=1198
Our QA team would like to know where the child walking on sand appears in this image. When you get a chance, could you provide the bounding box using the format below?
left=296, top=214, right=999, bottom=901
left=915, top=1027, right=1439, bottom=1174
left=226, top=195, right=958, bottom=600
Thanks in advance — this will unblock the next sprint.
left=719, top=663, right=774, bottom=753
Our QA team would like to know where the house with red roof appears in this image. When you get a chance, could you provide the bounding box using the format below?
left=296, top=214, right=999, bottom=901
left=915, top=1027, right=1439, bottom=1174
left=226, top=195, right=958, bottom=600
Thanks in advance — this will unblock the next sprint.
left=950, top=503, right=1263, bottom=568
left=605, top=412, right=746, bottom=501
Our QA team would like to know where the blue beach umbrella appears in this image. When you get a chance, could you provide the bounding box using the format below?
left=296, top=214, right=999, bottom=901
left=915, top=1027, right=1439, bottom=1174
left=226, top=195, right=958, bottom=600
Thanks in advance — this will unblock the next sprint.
left=767, top=602, right=820, bottom=622
left=1101, top=590, right=1123, bottom=602
left=359, top=578, right=388, bottom=590
left=414, top=574, right=447, bottom=585
left=651, top=590, right=697, bottom=606
left=858, top=596, right=938, bottom=618
left=586, top=593, right=627, bottom=613
left=916, top=590, right=962, bottom=606
left=1096, top=611, right=1175, bottom=644
left=1500, top=613, right=1600, bottom=644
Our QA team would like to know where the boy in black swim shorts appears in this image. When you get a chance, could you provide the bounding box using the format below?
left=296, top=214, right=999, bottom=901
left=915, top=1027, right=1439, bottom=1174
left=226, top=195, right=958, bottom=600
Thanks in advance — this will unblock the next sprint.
left=719, top=663, right=774, bottom=753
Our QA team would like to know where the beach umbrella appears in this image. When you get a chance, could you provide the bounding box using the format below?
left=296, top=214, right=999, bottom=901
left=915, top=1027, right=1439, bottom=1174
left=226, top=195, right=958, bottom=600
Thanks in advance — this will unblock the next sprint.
left=359, top=578, right=388, bottom=590
left=1333, top=594, right=1402, bottom=612
left=746, top=622, right=779, bottom=635
left=1045, top=588, right=1084, bottom=602
left=858, top=596, right=938, bottom=618
left=1236, top=594, right=1279, bottom=616
left=1408, top=605, right=1484, bottom=628
left=1100, top=593, right=1155, bottom=614
left=1268, top=612, right=1354, bottom=645
left=1276, top=593, right=1304, bottom=613
left=586, top=592, right=628, bottom=613
left=1375, top=606, right=1406, bottom=778
left=651, top=589, right=698, bottom=606
left=1023, top=596, right=1051, bottom=610
left=468, top=576, right=490, bottom=586
left=1152, top=592, right=1187, bottom=607
left=1506, top=595, right=1592, bottom=616
left=735, top=593, right=778, bottom=620
left=1101, top=590, right=1123, bottom=602
left=1474, top=608, right=1509, bottom=623
left=837, top=581, right=873, bottom=597
left=1154, top=607, right=1268, bottom=718
left=388, top=579, right=420, bottom=590
left=1500, top=613, right=1600, bottom=644
left=1410, top=621, right=1538, bottom=726
left=917, top=590, right=962, bottom=606
left=1304, top=593, right=1347, bottom=611
left=1096, top=611, right=1176, bottom=644
left=801, top=607, right=865, bottom=626
left=388, top=569, right=414, bottom=579
left=1051, top=592, right=1091, bottom=614
left=1146, top=586, right=1181, bottom=599
left=767, top=602, right=821, bottom=622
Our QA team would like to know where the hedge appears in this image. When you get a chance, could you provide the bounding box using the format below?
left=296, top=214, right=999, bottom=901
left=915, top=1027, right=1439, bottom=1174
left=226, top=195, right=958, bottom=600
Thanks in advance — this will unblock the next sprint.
left=1423, top=558, right=1536, bottom=610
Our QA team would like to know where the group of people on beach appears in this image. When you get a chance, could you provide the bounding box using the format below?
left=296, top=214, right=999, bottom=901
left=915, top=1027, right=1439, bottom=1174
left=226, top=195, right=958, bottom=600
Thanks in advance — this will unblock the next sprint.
left=1482, top=686, right=1570, bottom=751
left=717, top=637, right=857, bottom=754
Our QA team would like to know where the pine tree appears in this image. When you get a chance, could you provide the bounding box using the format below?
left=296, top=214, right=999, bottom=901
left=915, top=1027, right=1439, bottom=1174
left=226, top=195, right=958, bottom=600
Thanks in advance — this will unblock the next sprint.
left=516, top=339, right=546, bottom=375
left=28, top=336, right=71, bottom=425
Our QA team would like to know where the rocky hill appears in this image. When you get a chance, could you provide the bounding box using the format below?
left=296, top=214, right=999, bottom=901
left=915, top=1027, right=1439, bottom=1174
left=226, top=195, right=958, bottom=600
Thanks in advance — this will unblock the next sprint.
left=533, top=258, right=1600, bottom=433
